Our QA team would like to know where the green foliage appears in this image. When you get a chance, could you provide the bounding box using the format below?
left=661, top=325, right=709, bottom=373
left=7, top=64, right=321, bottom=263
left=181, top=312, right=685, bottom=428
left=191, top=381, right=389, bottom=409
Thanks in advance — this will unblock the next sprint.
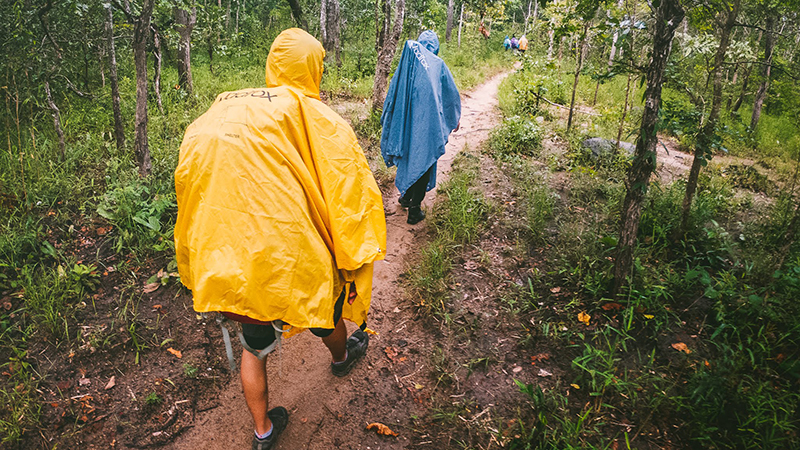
left=96, top=177, right=176, bottom=255
left=490, top=116, right=543, bottom=157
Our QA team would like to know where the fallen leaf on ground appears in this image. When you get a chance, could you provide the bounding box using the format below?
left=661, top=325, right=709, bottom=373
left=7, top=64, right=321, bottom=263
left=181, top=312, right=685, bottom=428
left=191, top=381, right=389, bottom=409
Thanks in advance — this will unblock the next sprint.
left=366, top=422, right=399, bottom=437
left=537, top=368, right=553, bottom=377
left=143, top=282, right=160, bottom=294
left=167, top=348, right=183, bottom=358
left=671, top=342, right=691, bottom=354
left=570, top=383, right=580, bottom=389
left=643, top=314, right=655, bottom=319
left=79, top=377, right=91, bottom=386
left=512, top=366, right=523, bottom=373
left=577, top=311, right=591, bottom=325
left=414, top=383, right=424, bottom=390
left=384, top=346, right=400, bottom=363
left=530, top=353, right=550, bottom=365
left=550, top=287, right=561, bottom=294
left=105, top=376, right=116, bottom=390
left=2, top=301, right=11, bottom=310
left=152, top=304, right=163, bottom=310
left=601, top=302, right=623, bottom=311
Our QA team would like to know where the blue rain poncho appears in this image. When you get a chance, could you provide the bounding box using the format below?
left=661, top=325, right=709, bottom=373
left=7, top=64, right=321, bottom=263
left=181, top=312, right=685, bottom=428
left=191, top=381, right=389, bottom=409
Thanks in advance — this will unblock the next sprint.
left=380, top=30, right=461, bottom=195
left=503, top=36, right=511, bottom=50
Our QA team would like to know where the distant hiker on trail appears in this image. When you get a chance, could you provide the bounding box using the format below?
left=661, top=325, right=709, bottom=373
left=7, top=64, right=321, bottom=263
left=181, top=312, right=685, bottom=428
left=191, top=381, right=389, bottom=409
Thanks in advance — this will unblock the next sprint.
left=503, top=35, right=511, bottom=50
left=510, top=35, right=519, bottom=50
left=380, top=30, right=461, bottom=225
left=174, top=28, right=386, bottom=450
left=519, top=35, right=528, bottom=54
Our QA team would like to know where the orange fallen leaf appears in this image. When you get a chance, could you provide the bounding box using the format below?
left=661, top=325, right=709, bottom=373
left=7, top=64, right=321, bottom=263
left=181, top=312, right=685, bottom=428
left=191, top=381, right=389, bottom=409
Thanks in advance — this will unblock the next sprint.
left=671, top=342, right=691, bottom=354
left=366, top=422, right=398, bottom=437
left=601, top=302, right=623, bottom=311
left=577, top=311, right=590, bottom=325
left=384, top=346, right=400, bottom=363
left=152, top=304, right=163, bottom=310
left=530, top=353, right=550, bottom=365
left=167, top=348, right=183, bottom=358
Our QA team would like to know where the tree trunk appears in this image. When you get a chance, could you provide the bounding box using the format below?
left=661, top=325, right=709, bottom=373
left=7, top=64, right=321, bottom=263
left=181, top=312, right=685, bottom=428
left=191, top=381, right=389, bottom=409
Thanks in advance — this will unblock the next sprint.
left=105, top=4, right=125, bottom=152
left=372, top=0, right=406, bottom=112
left=547, top=29, right=554, bottom=58
left=679, top=0, right=739, bottom=237
left=44, top=80, right=66, bottom=161
left=225, top=0, right=231, bottom=31
left=458, top=3, right=465, bottom=46
left=532, top=0, right=539, bottom=33
left=567, top=22, right=590, bottom=132
left=446, top=0, right=454, bottom=42
left=175, top=6, right=197, bottom=95
left=524, top=1, right=532, bottom=35
left=749, top=15, right=775, bottom=132
left=731, top=63, right=751, bottom=113
left=286, top=0, right=308, bottom=30
left=133, top=0, right=156, bottom=177
left=320, top=0, right=342, bottom=66
left=152, top=26, right=165, bottom=115
left=612, top=0, right=684, bottom=295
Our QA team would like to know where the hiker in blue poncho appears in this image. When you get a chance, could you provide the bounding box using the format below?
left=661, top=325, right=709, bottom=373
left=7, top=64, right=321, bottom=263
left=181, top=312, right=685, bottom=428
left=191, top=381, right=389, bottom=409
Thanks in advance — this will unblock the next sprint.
left=503, top=35, right=511, bottom=50
left=380, top=30, right=462, bottom=225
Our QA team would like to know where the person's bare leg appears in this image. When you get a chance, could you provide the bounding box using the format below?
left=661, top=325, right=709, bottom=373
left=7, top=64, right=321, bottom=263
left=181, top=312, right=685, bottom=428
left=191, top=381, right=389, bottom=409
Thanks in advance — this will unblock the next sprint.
left=240, top=349, right=272, bottom=435
left=321, top=318, right=348, bottom=363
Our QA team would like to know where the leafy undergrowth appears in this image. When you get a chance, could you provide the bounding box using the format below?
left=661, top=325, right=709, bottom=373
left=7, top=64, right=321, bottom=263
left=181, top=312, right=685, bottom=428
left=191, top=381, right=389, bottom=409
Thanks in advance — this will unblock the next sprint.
left=404, top=65, right=800, bottom=450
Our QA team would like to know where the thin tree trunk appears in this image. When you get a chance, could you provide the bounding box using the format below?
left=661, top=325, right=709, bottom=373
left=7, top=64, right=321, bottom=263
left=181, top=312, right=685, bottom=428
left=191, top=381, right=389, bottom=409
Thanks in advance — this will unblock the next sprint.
left=152, top=26, right=165, bottom=115
left=617, top=73, right=633, bottom=146
left=679, top=0, right=739, bottom=237
left=567, top=22, right=590, bottom=132
left=547, top=29, right=554, bottom=58
left=731, top=63, right=751, bottom=113
left=174, top=6, right=197, bottom=95
left=524, top=1, right=532, bottom=35
left=97, top=47, right=106, bottom=88
left=750, top=14, right=775, bottom=132
left=133, top=0, right=156, bottom=176
left=532, top=0, right=538, bottom=33
left=446, top=0, right=454, bottom=42
left=235, top=0, right=240, bottom=35
left=286, top=0, right=308, bottom=30
left=458, top=3, right=463, bottom=48
left=105, top=4, right=125, bottom=152
left=372, top=0, right=406, bottom=112
left=613, top=0, right=684, bottom=295
left=321, top=0, right=342, bottom=67
left=225, top=0, right=231, bottom=31
left=44, top=80, right=66, bottom=161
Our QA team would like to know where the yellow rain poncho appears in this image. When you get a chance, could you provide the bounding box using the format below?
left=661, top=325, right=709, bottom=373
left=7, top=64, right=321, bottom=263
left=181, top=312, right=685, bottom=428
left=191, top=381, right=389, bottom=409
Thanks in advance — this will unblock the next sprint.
left=174, top=28, right=386, bottom=331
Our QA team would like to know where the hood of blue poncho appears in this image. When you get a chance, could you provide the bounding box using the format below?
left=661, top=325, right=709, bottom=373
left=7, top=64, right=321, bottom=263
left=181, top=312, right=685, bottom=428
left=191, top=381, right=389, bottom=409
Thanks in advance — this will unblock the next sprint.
left=418, top=30, right=440, bottom=55
left=380, top=32, right=461, bottom=195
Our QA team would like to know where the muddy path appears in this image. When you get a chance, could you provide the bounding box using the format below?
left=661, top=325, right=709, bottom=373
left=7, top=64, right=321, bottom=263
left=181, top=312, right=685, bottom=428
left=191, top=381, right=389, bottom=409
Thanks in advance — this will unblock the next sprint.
left=166, top=72, right=510, bottom=450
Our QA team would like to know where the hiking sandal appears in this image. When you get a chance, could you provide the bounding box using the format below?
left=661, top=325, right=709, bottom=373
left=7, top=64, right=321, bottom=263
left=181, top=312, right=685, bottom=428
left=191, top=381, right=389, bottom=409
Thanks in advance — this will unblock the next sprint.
left=331, top=329, right=369, bottom=377
left=251, top=407, right=289, bottom=450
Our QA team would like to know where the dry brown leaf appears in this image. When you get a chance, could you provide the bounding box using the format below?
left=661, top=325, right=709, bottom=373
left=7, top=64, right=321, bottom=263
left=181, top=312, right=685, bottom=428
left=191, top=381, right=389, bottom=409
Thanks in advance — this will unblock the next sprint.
left=671, top=342, right=691, bottom=354
left=601, top=302, right=623, bottom=311
left=530, top=353, right=550, bottom=365
left=366, top=422, right=399, bottom=437
left=167, top=348, right=183, bottom=359
left=550, top=287, right=561, bottom=294
left=384, top=346, right=400, bottom=363
left=105, top=376, right=116, bottom=390
left=577, top=311, right=591, bottom=325
left=143, top=282, right=160, bottom=294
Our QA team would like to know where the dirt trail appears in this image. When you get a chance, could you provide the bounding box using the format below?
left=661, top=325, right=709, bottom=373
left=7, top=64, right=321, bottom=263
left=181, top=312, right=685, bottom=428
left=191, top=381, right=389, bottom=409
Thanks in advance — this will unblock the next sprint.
left=166, top=71, right=509, bottom=450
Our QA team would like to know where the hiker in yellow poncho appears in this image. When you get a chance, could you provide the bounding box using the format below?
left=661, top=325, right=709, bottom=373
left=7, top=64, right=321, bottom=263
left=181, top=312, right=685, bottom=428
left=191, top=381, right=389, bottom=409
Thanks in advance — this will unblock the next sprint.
left=174, top=28, right=386, bottom=449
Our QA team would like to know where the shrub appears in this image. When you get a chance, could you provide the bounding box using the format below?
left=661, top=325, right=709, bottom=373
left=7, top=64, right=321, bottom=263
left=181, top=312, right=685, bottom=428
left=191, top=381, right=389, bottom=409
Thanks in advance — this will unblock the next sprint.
left=489, top=116, right=543, bottom=157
